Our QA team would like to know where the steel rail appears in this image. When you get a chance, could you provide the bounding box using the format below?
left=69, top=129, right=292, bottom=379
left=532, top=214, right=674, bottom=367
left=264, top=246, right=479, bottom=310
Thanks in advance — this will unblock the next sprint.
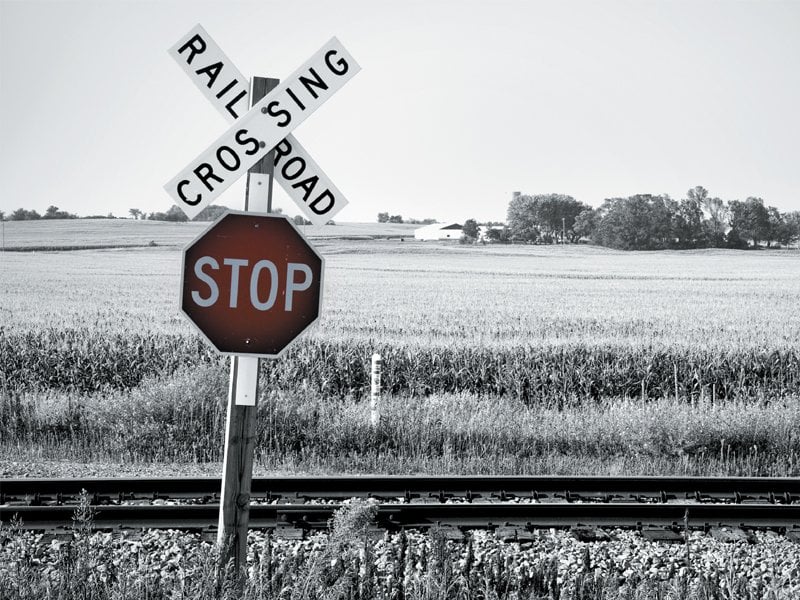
left=2, top=476, right=800, bottom=506
left=4, top=502, right=800, bottom=533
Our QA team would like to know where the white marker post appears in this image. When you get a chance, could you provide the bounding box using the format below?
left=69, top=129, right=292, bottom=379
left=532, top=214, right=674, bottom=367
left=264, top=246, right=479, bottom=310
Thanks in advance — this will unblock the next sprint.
left=370, top=353, right=382, bottom=427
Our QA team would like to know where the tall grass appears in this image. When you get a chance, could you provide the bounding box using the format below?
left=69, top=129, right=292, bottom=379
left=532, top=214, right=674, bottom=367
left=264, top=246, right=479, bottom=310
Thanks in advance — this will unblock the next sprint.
left=3, top=364, right=798, bottom=475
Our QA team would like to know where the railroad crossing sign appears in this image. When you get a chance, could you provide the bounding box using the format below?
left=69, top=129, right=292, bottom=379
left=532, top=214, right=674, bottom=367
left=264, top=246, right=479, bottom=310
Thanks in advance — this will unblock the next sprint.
left=180, top=211, right=323, bottom=357
left=164, top=28, right=360, bottom=578
left=168, top=25, right=350, bottom=226
left=165, top=29, right=359, bottom=223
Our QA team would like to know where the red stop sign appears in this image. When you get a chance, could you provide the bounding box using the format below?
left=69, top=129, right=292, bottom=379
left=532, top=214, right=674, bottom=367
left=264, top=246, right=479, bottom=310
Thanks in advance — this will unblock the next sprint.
left=180, top=211, right=323, bottom=357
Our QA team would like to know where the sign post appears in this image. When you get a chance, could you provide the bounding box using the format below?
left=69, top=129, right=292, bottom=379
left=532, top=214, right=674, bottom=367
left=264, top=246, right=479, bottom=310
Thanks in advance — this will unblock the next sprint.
left=217, top=76, right=274, bottom=571
left=168, top=28, right=357, bottom=576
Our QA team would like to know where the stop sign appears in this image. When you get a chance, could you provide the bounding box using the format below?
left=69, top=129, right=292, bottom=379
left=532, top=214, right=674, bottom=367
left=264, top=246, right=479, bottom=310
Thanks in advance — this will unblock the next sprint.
left=180, top=211, right=323, bottom=357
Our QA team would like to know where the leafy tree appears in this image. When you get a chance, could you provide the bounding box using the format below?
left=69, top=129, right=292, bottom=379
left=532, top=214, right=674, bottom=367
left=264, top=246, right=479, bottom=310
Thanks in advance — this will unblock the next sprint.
left=388, top=215, right=403, bottom=223
left=484, top=226, right=511, bottom=243
left=194, top=204, right=228, bottom=221
left=673, top=198, right=705, bottom=248
left=728, top=197, right=769, bottom=247
left=129, top=208, right=143, bottom=220
left=777, top=211, right=800, bottom=247
left=461, top=219, right=479, bottom=241
left=0, top=210, right=5, bottom=221
left=9, top=208, right=41, bottom=221
left=506, top=194, right=540, bottom=242
left=572, top=208, right=598, bottom=240
left=377, top=212, right=389, bottom=223
left=765, top=206, right=783, bottom=247
left=507, top=193, right=589, bottom=243
left=148, top=205, right=188, bottom=222
left=593, top=195, right=676, bottom=250
left=42, top=205, right=76, bottom=219
left=533, top=194, right=588, bottom=242
left=702, top=197, right=728, bottom=247
left=293, top=215, right=312, bottom=226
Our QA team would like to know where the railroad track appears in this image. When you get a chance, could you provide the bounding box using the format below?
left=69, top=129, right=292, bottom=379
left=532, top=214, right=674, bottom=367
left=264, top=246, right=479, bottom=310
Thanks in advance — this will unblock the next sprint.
left=3, top=476, right=800, bottom=537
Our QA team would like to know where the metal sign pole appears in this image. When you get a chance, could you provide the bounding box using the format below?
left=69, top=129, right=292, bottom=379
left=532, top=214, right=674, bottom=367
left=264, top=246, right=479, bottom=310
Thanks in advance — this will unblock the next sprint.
left=217, top=76, right=279, bottom=573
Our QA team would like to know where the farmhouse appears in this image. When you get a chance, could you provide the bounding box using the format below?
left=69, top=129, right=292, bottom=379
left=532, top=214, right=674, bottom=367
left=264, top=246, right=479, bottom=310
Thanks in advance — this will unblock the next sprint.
left=414, top=222, right=463, bottom=241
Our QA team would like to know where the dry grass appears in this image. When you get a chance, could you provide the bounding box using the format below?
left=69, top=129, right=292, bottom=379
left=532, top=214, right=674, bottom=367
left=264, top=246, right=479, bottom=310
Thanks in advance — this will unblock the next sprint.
left=3, top=364, right=798, bottom=476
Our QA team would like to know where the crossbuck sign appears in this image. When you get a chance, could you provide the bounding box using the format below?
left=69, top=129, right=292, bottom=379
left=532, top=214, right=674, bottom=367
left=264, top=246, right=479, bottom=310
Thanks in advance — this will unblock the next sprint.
left=165, top=27, right=359, bottom=224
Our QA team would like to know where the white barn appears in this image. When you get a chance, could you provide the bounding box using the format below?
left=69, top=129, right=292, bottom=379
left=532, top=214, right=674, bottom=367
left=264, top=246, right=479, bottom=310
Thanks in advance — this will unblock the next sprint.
left=414, top=222, right=463, bottom=241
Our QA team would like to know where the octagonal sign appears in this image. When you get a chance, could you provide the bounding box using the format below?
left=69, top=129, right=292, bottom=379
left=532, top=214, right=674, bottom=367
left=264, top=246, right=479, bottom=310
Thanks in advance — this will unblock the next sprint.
left=180, top=211, right=323, bottom=357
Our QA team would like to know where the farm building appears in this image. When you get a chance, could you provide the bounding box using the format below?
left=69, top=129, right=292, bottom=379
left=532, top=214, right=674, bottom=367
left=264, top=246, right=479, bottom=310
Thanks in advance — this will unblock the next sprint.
left=414, top=222, right=463, bottom=241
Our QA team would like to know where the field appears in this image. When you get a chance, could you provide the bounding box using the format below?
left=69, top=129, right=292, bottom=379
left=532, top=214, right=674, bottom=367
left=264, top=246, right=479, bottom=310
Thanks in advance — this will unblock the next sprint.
left=1, top=219, right=799, bottom=477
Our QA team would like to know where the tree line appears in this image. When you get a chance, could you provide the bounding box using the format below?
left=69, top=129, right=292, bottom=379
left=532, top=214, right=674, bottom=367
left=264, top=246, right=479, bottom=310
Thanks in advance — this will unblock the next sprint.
left=504, top=187, right=800, bottom=249
left=2, top=205, right=321, bottom=226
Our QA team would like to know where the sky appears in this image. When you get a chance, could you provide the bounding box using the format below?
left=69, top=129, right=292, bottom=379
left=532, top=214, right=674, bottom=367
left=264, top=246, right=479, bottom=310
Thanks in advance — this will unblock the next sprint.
left=1, top=0, right=799, bottom=224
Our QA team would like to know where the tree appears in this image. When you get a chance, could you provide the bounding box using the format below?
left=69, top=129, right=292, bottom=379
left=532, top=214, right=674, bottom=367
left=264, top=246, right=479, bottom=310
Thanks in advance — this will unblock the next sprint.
left=129, top=208, right=143, bottom=220
left=728, top=197, right=769, bottom=247
left=0, top=210, right=5, bottom=221
left=148, top=205, right=188, bottom=222
left=506, top=194, right=540, bottom=242
left=673, top=198, right=705, bottom=248
left=388, top=215, right=403, bottom=223
left=485, top=226, right=511, bottom=243
left=461, top=219, right=479, bottom=242
left=572, top=208, right=598, bottom=240
left=293, top=215, right=312, bottom=226
left=765, top=206, right=783, bottom=247
left=592, top=195, right=675, bottom=250
left=41, top=205, right=76, bottom=219
left=701, top=197, right=728, bottom=247
left=377, top=212, right=389, bottom=223
left=194, top=204, right=228, bottom=221
left=777, top=211, right=800, bottom=247
left=9, top=208, right=41, bottom=221
left=506, top=193, right=589, bottom=243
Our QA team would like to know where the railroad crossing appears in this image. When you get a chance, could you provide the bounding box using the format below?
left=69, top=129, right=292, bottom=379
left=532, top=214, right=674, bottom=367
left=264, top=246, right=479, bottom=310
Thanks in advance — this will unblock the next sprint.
left=163, top=25, right=360, bottom=571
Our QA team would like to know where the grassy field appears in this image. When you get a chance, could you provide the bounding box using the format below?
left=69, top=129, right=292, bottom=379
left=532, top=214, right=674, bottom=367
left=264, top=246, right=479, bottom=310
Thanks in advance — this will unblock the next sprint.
left=0, top=218, right=418, bottom=250
left=1, top=219, right=799, bottom=476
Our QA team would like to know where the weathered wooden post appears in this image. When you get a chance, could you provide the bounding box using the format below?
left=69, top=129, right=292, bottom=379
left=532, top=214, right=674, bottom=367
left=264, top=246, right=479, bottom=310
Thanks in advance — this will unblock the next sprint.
left=216, top=75, right=279, bottom=570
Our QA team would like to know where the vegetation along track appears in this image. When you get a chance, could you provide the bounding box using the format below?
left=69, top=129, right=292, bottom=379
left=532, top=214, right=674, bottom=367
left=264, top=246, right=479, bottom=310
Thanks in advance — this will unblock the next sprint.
left=3, top=476, right=800, bottom=538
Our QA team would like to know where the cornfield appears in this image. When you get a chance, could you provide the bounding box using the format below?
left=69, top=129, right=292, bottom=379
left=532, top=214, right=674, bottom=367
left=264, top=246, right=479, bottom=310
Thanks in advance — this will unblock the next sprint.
left=2, top=328, right=799, bottom=404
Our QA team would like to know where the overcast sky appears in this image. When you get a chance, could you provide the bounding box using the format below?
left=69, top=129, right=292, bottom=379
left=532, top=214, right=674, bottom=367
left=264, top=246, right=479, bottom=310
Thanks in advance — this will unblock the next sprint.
left=1, top=0, right=798, bottom=223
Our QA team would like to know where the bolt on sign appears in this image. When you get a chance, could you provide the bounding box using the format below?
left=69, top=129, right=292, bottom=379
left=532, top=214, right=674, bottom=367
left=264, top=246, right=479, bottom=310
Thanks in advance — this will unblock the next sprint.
left=165, top=31, right=359, bottom=222
left=180, top=211, right=323, bottom=357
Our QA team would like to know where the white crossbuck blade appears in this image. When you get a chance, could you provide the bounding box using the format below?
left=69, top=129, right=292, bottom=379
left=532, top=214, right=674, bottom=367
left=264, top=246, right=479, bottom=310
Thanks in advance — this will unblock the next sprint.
left=165, top=30, right=360, bottom=221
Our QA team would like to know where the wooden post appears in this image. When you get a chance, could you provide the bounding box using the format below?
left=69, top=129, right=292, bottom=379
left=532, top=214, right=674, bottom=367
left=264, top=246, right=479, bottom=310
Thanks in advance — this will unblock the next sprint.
left=217, top=76, right=280, bottom=572
left=370, top=354, right=382, bottom=427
